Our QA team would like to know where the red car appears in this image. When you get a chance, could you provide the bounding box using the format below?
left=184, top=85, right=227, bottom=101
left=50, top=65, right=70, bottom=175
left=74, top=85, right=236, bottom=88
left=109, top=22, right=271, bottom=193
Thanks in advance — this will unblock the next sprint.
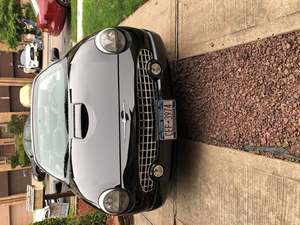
left=31, top=0, right=70, bottom=36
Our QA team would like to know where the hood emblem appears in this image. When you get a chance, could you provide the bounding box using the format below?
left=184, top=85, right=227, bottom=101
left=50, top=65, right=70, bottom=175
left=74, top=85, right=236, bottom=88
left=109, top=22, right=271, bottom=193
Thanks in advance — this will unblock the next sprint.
left=121, top=102, right=129, bottom=141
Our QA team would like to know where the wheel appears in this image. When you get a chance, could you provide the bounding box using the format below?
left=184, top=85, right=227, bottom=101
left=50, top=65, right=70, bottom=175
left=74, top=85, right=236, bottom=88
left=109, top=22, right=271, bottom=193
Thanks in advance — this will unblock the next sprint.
left=55, top=182, right=62, bottom=194
left=35, top=166, right=46, bottom=181
left=56, top=0, right=70, bottom=7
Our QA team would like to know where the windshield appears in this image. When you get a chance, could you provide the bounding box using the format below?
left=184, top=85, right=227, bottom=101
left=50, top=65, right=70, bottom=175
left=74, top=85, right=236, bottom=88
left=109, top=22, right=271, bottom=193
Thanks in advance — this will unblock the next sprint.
left=32, top=59, right=68, bottom=181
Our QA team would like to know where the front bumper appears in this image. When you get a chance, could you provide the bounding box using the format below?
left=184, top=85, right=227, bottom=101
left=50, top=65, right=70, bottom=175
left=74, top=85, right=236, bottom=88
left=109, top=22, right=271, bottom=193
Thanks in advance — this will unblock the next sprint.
left=118, top=27, right=175, bottom=214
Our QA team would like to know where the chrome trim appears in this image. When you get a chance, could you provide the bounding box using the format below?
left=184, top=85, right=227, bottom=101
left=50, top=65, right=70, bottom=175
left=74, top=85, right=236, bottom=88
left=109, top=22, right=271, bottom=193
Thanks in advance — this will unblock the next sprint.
left=146, top=31, right=161, bottom=90
left=98, top=188, right=129, bottom=215
left=98, top=189, right=114, bottom=214
left=30, top=58, right=69, bottom=184
left=136, top=49, right=157, bottom=192
left=121, top=102, right=127, bottom=141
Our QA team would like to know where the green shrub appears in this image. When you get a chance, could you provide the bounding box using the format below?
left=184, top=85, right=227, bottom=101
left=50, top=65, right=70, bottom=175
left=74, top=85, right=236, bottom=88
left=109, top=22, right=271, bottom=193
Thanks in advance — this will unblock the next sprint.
left=0, top=0, right=37, bottom=48
left=22, top=2, right=36, bottom=20
left=10, top=133, right=30, bottom=168
left=16, top=133, right=30, bottom=167
left=7, top=115, right=27, bottom=135
left=32, top=217, right=68, bottom=225
left=0, top=0, right=23, bottom=48
left=31, top=211, right=107, bottom=225
left=78, top=211, right=106, bottom=225
left=10, top=155, right=18, bottom=168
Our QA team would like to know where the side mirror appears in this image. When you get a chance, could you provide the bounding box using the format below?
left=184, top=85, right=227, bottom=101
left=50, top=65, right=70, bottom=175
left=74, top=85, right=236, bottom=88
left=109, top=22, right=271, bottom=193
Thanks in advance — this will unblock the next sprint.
left=50, top=48, right=60, bottom=62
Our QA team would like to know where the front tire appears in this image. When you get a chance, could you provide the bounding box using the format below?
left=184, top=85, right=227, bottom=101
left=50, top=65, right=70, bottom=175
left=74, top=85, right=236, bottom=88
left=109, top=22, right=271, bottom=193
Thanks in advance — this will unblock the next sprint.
left=56, top=0, right=70, bottom=7
left=35, top=166, right=46, bottom=181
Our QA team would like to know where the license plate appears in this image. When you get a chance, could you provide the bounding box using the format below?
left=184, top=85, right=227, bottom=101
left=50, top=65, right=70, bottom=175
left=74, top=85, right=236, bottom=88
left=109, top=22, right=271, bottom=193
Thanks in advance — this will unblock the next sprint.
left=158, top=100, right=177, bottom=140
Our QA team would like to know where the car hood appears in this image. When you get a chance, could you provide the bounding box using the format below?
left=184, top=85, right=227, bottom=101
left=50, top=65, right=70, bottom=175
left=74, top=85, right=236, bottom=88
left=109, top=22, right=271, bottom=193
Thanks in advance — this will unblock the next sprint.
left=68, top=38, right=121, bottom=204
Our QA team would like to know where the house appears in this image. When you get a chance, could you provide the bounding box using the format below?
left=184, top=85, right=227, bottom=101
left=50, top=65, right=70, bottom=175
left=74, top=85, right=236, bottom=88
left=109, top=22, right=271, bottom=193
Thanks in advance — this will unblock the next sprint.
left=0, top=44, right=36, bottom=225
left=0, top=168, right=33, bottom=225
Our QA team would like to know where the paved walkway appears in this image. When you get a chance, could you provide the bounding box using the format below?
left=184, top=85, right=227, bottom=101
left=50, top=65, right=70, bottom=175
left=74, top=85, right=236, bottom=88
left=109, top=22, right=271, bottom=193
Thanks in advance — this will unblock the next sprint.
left=176, top=141, right=300, bottom=225
left=121, top=0, right=300, bottom=224
left=133, top=141, right=300, bottom=225
left=122, top=0, right=300, bottom=59
left=77, top=0, right=83, bottom=41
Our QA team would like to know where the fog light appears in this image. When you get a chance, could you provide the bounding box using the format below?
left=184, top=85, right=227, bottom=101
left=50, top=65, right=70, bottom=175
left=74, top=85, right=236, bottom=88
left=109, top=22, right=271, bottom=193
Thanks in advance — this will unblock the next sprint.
left=147, top=60, right=162, bottom=78
left=150, top=164, right=164, bottom=179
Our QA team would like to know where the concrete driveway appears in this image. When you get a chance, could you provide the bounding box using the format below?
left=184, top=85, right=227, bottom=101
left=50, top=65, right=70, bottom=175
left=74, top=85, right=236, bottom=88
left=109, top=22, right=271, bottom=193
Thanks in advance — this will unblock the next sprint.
left=121, top=0, right=300, bottom=224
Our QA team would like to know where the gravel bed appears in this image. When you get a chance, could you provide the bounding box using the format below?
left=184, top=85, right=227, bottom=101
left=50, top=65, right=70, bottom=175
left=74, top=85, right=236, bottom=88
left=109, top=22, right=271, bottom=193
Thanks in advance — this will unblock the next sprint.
left=173, top=31, right=300, bottom=156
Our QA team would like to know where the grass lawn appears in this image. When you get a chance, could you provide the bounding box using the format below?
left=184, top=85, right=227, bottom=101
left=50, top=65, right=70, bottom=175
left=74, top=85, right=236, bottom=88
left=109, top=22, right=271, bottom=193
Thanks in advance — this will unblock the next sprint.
left=82, top=0, right=145, bottom=37
left=71, top=0, right=77, bottom=41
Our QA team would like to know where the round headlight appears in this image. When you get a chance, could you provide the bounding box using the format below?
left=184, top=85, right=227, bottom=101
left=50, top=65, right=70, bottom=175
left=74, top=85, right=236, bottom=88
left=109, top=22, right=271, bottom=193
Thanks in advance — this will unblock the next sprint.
left=99, top=189, right=130, bottom=214
left=95, top=28, right=126, bottom=54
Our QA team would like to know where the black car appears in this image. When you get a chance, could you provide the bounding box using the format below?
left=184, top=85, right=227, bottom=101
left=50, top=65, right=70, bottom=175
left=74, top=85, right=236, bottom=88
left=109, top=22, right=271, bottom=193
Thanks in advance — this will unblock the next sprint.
left=31, top=27, right=177, bottom=215
left=23, top=116, right=46, bottom=181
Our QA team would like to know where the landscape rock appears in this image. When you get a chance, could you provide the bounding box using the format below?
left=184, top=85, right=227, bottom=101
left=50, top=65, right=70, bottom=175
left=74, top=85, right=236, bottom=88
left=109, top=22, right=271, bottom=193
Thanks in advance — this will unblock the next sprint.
left=173, top=31, right=300, bottom=157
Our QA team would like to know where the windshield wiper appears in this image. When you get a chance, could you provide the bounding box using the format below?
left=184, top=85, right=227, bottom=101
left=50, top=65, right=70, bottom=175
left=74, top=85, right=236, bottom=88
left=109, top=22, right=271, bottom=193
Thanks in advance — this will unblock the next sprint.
left=64, top=89, right=69, bottom=133
left=63, top=143, right=69, bottom=177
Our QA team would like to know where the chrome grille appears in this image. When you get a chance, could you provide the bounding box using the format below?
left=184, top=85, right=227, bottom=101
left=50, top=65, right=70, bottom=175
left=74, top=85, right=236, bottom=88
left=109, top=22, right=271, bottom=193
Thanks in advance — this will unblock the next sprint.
left=137, top=49, right=157, bottom=192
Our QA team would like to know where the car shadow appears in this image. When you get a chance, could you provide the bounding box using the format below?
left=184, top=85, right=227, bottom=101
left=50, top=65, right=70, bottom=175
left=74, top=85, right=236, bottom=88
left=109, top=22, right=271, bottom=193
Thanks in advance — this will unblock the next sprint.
left=166, top=61, right=205, bottom=213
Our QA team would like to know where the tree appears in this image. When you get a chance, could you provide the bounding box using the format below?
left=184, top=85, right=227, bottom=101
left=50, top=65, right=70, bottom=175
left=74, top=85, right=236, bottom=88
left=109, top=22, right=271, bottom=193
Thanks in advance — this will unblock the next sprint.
left=0, top=0, right=23, bottom=49
left=7, top=114, right=27, bottom=134
left=23, top=2, right=35, bottom=21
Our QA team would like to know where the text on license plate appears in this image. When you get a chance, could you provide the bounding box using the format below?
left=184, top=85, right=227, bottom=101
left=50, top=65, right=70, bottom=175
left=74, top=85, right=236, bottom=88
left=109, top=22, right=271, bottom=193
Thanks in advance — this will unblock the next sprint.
left=158, top=100, right=177, bottom=140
